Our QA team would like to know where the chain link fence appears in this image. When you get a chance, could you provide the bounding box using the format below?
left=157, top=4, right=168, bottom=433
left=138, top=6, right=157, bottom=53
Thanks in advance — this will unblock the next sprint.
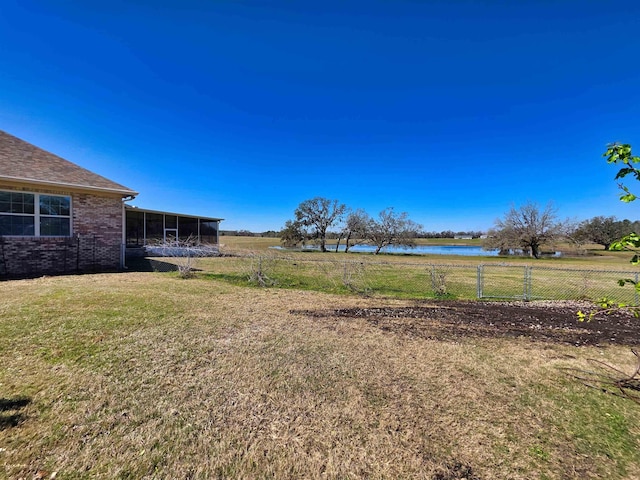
left=477, top=264, right=639, bottom=304
left=133, top=253, right=640, bottom=304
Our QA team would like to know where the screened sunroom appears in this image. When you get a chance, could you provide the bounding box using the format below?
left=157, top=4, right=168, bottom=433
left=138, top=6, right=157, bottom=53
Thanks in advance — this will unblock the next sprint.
left=125, top=206, right=222, bottom=247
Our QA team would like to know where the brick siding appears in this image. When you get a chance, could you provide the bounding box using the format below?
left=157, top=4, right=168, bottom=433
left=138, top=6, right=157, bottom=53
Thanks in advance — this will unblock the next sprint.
left=0, top=184, right=124, bottom=277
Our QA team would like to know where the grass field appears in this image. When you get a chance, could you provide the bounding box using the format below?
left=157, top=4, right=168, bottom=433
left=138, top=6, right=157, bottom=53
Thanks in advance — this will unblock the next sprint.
left=219, top=235, right=281, bottom=252
left=189, top=237, right=640, bottom=304
left=1, top=270, right=639, bottom=479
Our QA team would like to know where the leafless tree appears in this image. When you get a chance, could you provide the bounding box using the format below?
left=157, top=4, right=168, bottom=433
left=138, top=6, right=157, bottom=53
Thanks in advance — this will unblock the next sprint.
left=366, top=208, right=422, bottom=255
left=342, top=209, right=371, bottom=253
left=484, top=202, right=563, bottom=259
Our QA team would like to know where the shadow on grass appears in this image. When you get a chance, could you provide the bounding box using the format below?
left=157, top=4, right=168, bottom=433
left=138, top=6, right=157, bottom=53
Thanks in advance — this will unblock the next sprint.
left=0, top=396, right=31, bottom=430
left=125, top=258, right=179, bottom=273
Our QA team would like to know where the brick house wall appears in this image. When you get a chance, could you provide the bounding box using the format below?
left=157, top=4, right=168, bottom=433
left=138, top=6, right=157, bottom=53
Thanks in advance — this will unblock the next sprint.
left=0, top=183, right=125, bottom=277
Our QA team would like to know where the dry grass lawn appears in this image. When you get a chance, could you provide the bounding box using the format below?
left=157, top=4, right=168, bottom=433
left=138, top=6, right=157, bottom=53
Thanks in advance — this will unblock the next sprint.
left=1, top=272, right=639, bottom=479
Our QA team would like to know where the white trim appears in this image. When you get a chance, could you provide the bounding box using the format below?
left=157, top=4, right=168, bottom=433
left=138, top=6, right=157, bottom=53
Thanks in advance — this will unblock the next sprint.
left=121, top=200, right=126, bottom=268
left=0, top=175, right=138, bottom=197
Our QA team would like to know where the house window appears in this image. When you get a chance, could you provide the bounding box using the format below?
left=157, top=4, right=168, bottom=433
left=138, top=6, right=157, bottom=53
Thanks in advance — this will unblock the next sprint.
left=0, top=191, right=71, bottom=236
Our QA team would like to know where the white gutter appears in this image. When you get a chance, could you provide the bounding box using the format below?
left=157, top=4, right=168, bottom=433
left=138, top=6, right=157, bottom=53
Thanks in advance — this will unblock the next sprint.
left=0, top=175, right=139, bottom=197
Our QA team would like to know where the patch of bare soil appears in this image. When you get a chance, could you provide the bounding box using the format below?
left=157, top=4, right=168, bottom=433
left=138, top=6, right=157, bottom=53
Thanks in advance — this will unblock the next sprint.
left=293, top=301, right=640, bottom=346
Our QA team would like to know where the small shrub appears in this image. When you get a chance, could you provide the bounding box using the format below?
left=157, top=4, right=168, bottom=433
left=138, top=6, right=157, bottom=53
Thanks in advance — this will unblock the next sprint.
left=430, top=266, right=448, bottom=297
left=246, top=255, right=278, bottom=287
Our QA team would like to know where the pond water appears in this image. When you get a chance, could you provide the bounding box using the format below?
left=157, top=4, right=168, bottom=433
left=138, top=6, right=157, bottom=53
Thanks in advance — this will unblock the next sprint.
left=273, top=244, right=564, bottom=257
left=273, top=244, right=501, bottom=256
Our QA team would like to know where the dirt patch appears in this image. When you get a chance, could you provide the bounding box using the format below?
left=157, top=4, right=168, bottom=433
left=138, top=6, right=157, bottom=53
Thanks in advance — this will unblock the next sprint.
left=293, top=301, right=640, bottom=346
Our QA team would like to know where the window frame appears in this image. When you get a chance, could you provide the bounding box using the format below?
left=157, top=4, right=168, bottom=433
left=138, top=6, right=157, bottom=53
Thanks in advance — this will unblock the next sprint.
left=0, top=190, right=72, bottom=237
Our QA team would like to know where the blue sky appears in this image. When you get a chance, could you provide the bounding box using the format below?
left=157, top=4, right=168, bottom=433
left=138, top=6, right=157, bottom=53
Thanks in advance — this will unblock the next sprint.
left=1, top=1, right=639, bottom=232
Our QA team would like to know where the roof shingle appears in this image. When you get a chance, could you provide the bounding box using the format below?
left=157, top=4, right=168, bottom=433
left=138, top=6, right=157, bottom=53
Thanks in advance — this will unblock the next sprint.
left=0, top=130, right=137, bottom=196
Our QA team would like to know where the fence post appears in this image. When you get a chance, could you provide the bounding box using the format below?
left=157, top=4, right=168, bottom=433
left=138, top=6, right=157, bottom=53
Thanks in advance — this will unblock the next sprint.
left=477, top=265, right=483, bottom=299
left=523, top=266, right=532, bottom=301
left=636, top=273, right=639, bottom=306
left=430, top=265, right=435, bottom=294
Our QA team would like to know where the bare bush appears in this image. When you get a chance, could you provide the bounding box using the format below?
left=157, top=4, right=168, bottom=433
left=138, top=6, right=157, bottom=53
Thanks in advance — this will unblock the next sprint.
left=430, top=265, right=449, bottom=297
left=340, top=261, right=369, bottom=294
left=318, top=260, right=370, bottom=294
left=148, top=236, right=219, bottom=278
left=560, top=349, right=640, bottom=405
left=245, top=254, right=278, bottom=287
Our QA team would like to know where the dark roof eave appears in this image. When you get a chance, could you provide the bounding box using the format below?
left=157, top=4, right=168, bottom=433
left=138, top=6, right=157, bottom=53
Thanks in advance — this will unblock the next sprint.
left=0, top=175, right=138, bottom=197
left=125, top=204, right=223, bottom=222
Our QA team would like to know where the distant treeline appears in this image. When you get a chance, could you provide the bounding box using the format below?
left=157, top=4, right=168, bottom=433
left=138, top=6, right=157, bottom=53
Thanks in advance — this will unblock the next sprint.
left=220, top=230, right=280, bottom=238
left=220, top=229, right=485, bottom=239
left=417, top=231, right=485, bottom=239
